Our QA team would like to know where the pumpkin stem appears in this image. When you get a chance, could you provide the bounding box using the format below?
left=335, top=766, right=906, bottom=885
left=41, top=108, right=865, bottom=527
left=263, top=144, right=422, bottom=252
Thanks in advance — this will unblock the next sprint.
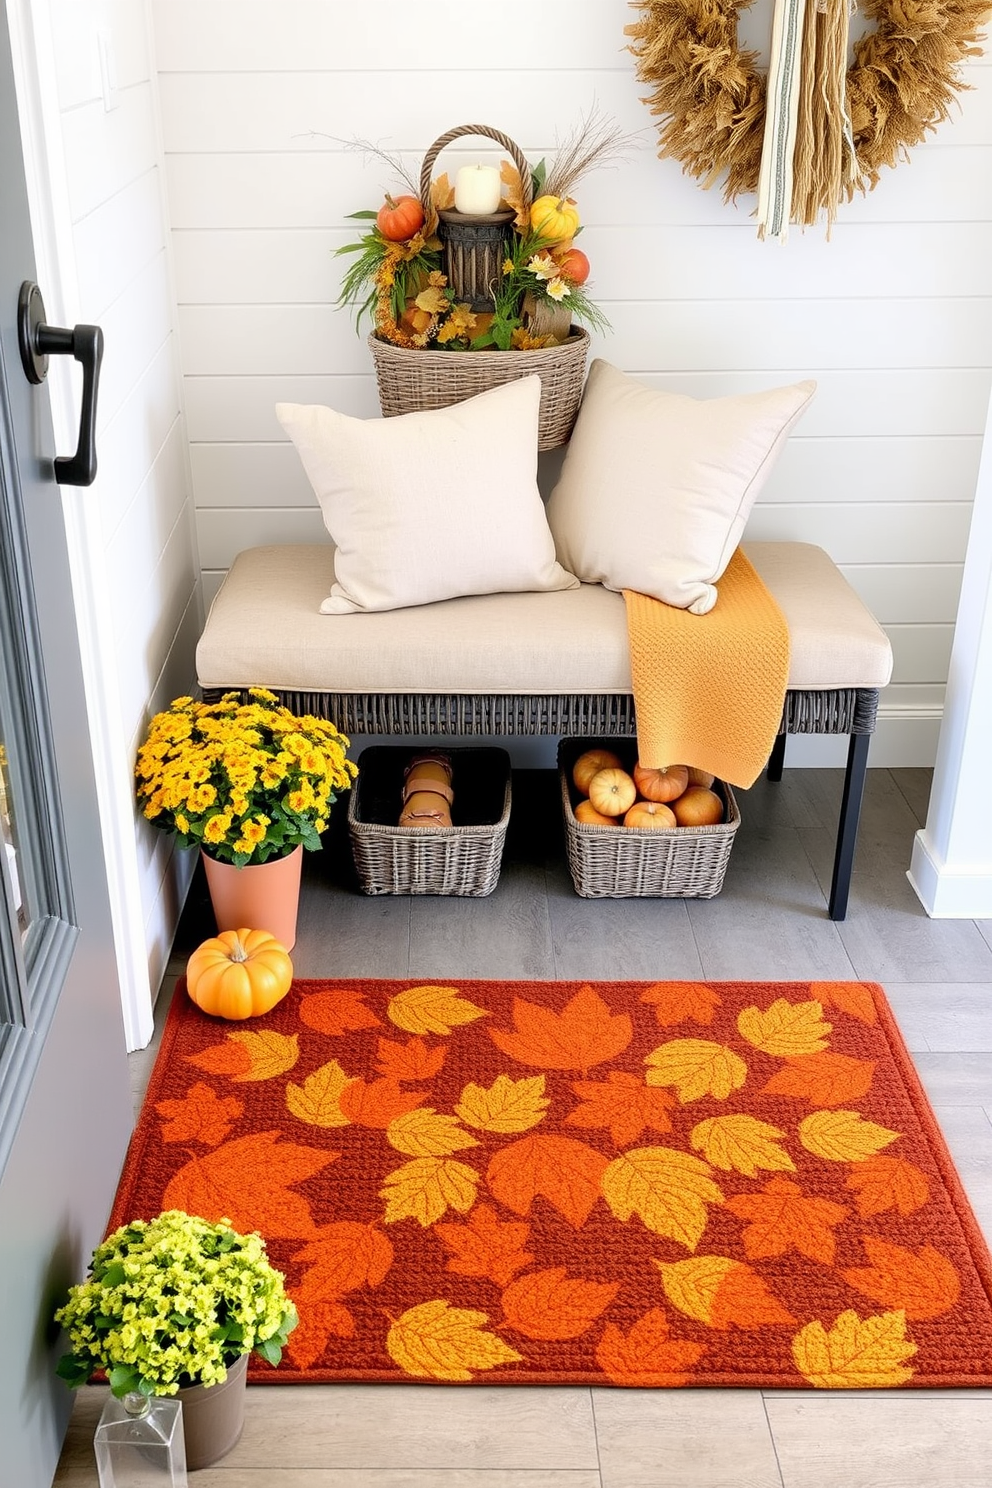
left=229, top=935, right=250, bottom=962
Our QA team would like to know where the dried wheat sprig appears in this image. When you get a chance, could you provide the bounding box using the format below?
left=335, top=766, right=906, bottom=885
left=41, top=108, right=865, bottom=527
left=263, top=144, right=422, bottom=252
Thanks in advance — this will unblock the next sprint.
left=543, top=105, right=641, bottom=198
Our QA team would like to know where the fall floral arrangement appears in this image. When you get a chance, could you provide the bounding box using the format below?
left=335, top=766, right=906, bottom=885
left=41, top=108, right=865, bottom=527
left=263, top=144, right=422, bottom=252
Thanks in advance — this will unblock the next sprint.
left=336, top=114, right=631, bottom=351
left=55, top=1211, right=298, bottom=1397
left=135, top=688, right=357, bottom=867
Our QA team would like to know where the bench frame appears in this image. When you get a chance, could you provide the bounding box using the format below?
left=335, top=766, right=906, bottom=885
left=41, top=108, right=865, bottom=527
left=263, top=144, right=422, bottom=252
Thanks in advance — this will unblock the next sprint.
left=207, top=683, right=879, bottom=921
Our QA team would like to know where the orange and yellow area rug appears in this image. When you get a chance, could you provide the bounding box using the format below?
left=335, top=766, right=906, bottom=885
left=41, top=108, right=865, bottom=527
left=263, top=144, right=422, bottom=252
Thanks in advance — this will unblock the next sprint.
left=112, top=978, right=992, bottom=1389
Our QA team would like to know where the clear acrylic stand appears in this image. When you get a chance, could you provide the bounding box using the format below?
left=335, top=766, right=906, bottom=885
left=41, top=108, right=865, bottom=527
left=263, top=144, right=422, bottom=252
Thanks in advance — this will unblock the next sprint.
left=93, top=1390, right=188, bottom=1487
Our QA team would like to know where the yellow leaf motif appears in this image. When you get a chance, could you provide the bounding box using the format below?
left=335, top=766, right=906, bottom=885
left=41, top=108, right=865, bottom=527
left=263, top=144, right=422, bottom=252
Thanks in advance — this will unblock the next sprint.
left=690, top=1115, right=796, bottom=1177
left=387, top=984, right=488, bottom=1036
left=656, top=1255, right=738, bottom=1323
left=386, top=1299, right=523, bottom=1380
left=601, top=1147, right=723, bottom=1250
left=455, top=1074, right=549, bottom=1133
left=792, top=1309, right=917, bottom=1387
left=285, top=1059, right=354, bottom=1127
left=737, top=999, right=831, bottom=1056
left=380, top=1157, right=479, bottom=1226
left=644, top=1040, right=747, bottom=1103
left=227, top=1029, right=299, bottom=1081
left=799, top=1109, right=900, bottom=1162
left=386, top=1108, right=480, bottom=1157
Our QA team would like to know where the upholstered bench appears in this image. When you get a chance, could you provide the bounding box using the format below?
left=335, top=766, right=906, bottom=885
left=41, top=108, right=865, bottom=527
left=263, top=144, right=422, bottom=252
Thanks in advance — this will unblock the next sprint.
left=196, top=539, right=893, bottom=920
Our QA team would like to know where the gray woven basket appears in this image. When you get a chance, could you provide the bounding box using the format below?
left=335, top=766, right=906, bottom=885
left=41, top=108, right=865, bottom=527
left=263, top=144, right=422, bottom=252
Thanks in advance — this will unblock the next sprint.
left=559, top=739, right=740, bottom=899
left=348, top=745, right=511, bottom=896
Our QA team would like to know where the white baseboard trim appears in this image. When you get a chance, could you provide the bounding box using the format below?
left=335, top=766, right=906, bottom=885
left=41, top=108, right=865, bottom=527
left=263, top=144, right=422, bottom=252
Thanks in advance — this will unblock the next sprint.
left=908, top=830, right=992, bottom=918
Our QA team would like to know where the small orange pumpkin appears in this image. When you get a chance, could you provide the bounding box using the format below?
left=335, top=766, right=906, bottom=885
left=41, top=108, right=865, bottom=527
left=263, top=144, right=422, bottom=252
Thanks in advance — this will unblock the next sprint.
left=671, top=786, right=724, bottom=827
left=575, top=798, right=617, bottom=826
left=572, top=747, right=623, bottom=794
left=624, top=799, right=677, bottom=829
left=588, top=767, right=637, bottom=818
left=685, top=765, right=716, bottom=789
left=186, top=928, right=293, bottom=1020
left=632, top=762, right=689, bottom=803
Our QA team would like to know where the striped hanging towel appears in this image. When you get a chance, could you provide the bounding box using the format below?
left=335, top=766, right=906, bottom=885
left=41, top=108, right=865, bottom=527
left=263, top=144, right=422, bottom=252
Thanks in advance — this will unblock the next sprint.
left=755, top=0, right=810, bottom=242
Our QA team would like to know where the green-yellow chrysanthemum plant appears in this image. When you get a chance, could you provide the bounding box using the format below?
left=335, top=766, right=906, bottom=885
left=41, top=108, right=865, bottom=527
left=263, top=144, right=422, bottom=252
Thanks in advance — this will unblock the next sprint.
left=55, top=1211, right=299, bottom=1397
left=135, top=688, right=357, bottom=867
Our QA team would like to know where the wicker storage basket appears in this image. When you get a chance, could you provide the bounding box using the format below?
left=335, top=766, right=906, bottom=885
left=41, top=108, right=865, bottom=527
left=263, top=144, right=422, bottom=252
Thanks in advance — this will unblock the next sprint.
left=348, top=746, right=511, bottom=896
left=368, top=123, right=590, bottom=450
left=559, top=739, right=740, bottom=899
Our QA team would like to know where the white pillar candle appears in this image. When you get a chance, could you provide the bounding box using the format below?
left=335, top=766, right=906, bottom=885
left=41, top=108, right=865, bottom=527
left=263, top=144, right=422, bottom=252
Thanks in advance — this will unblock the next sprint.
left=454, top=164, right=502, bottom=216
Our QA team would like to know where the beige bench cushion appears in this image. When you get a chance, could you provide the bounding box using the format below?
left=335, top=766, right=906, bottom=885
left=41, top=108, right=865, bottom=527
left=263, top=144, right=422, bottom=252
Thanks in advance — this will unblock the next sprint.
left=196, top=541, right=892, bottom=697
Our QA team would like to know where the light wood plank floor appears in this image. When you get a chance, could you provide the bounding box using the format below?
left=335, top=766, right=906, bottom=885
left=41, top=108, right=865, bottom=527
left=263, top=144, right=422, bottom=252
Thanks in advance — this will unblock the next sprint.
left=54, top=766, right=992, bottom=1488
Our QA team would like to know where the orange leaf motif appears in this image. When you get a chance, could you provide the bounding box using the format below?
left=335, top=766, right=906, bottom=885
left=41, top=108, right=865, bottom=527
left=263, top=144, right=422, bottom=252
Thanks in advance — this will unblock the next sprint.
left=601, top=1147, right=723, bottom=1250
left=489, top=985, right=632, bottom=1073
left=285, top=1059, right=354, bottom=1128
left=565, top=1072, right=675, bottom=1147
left=375, top=1036, right=446, bottom=1083
left=338, top=1077, right=426, bottom=1128
left=380, top=1156, right=479, bottom=1226
left=644, top=1039, right=747, bottom=1103
left=187, top=1029, right=299, bottom=1082
left=737, top=998, right=831, bottom=1056
left=292, top=1221, right=393, bottom=1295
left=387, top=984, right=488, bottom=1036
left=486, top=1134, right=609, bottom=1228
left=762, top=1052, right=876, bottom=1107
left=386, top=1299, right=523, bottom=1380
left=162, top=1130, right=335, bottom=1238
left=386, top=1107, right=479, bottom=1156
left=434, top=1204, right=534, bottom=1287
left=799, top=1109, right=900, bottom=1162
left=298, top=987, right=382, bottom=1036
left=454, top=1074, right=549, bottom=1133
left=811, top=980, right=879, bottom=1026
left=156, top=1082, right=243, bottom=1146
left=690, top=1115, right=795, bottom=1177
left=724, top=1176, right=848, bottom=1264
left=845, top=1155, right=930, bottom=1217
left=285, top=1294, right=355, bottom=1368
left=641, top=981, right=722, bottom=1028
left=595, top=1308, right=706, bottom=1385
left=501, top=1267, right=620, bottom=1340
left=657, top=1255, right=795, bottom=1329
left=792, top=1309, right=917, bottom=1387
left=843, top=1238, right=961, bottom=1319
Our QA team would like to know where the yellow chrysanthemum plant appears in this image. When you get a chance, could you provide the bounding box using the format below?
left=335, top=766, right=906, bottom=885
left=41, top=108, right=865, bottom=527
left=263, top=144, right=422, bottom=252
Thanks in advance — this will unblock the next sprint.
left=54, top=1211, right=298, bottom=1397
left=135, top=689, right=357, bottom=867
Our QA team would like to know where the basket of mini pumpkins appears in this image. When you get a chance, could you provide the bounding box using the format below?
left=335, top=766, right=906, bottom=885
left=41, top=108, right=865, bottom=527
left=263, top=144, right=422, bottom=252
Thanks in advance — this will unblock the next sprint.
left=336, top=118, right=627, bottom=449
left=558, top=739, right=740, bottom=899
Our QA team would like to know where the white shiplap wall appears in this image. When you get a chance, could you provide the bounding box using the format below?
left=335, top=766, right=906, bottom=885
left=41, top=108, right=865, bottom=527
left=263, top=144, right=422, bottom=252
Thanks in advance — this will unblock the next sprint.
left=40, top=0, right=202, bottom=1040
left=151, top=0, right=992, bottom=766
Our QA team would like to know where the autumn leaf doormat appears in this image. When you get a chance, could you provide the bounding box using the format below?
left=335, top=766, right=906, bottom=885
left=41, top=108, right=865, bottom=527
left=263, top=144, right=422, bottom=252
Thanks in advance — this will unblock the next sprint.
left=111, top=978, right=992, bottom=1389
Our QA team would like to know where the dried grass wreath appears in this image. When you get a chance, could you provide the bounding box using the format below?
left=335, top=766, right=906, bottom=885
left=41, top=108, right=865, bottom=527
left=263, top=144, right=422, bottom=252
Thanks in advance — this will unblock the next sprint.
left=626, top=0, right=991, bottom=216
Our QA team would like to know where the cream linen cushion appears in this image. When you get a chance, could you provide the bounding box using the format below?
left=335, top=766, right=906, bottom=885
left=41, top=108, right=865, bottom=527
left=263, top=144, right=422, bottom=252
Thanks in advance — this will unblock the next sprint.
left=546, top=360, right=817, bottom=615
left=276, top=376, right=577, bottom=614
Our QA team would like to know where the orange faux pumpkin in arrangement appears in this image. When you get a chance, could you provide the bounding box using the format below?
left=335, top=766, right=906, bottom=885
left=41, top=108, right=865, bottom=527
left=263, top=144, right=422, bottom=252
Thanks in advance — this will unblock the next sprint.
left=376, top=193, right=425, bottom=241
left=186, top=928, right=293, bottom=1021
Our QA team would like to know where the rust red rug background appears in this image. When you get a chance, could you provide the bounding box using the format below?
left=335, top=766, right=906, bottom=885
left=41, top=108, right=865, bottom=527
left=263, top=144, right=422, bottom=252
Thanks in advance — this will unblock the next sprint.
left=110, top=978, right=992, bottom=1388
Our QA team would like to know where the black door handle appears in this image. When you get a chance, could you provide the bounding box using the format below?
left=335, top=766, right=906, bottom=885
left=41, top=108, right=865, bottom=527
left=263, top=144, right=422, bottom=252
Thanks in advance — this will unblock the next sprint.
left=17, top=281, right=104, bottom=487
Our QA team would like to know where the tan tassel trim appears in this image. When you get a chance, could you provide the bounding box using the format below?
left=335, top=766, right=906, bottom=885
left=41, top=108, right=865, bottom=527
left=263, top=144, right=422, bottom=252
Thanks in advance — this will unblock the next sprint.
left=791, top=0, right=859, bottom=230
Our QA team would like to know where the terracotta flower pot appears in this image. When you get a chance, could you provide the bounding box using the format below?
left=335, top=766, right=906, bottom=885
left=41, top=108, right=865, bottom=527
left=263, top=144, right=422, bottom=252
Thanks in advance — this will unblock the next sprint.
left=176, top=1351, right=248, bottom=1470
left=201, top=845, right=302, bottom=950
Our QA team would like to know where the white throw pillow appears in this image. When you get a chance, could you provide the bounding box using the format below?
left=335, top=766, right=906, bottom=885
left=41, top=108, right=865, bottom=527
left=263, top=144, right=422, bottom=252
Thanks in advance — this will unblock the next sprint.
left=276, top=377, right=577, bottom=614
left=546, top=360, right=816, bottom=614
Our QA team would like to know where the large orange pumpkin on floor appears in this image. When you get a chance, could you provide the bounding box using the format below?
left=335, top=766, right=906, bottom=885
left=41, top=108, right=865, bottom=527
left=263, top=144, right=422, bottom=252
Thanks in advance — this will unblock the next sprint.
left=633, top=762, right=689, bottom=803
left=671, top=786, right=724, bottom=827
left=186, top=928, right=293, bottom=1020
left=588, top=767, right=637, bottom=818
left=572, top=747, right=623, bottom=794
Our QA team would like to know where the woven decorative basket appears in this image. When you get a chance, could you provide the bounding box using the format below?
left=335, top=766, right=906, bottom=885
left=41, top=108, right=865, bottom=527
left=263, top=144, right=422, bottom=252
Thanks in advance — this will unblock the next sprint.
left=368, top=122, right=590, bottom=450
left=348, top=745, right=512, bottom=896
left=558, top=739, right=740, bottom=899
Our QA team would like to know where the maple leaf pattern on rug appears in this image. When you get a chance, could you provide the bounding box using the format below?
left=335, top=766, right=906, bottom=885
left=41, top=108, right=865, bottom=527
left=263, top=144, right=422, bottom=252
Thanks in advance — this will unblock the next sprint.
left=110, top=979, right=992, bottom=1388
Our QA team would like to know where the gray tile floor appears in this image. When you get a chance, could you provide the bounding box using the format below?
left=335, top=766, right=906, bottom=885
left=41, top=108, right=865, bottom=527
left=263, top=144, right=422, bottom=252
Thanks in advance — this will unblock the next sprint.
left=54, top=765, right=992, bottom=1487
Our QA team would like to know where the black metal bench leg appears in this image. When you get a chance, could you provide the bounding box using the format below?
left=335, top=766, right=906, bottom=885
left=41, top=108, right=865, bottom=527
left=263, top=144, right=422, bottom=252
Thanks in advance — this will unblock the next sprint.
left=767, top=732, right=786, bottom=782
left=829, top=731, right=871, bottom=921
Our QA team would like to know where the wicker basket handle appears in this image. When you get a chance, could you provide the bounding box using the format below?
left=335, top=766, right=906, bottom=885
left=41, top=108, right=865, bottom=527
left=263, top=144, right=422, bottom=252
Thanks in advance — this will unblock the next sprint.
left=419, top=124, right=532, bottom=214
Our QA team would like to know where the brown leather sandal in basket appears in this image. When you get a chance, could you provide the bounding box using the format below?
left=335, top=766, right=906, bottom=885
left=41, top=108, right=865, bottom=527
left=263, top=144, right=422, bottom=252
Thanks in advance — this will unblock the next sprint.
left=398, top=752, right=454, bottom=828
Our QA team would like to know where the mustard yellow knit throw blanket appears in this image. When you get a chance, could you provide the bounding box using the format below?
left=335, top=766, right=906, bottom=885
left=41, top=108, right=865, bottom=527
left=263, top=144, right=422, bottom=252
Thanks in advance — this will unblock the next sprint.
left=623, top=548, right=791, bottom=789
